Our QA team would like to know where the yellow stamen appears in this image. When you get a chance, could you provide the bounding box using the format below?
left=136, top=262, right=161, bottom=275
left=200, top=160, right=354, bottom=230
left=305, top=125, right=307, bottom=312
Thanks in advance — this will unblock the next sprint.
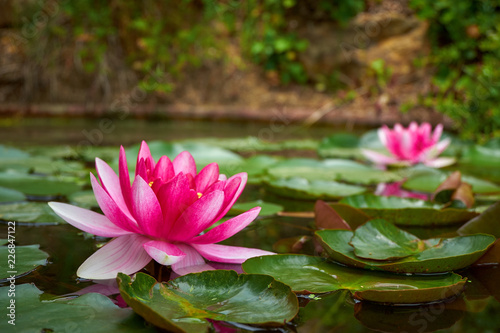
left=149, top=181, right=154, bottom=187
left=197, top=192, right=203, bottom=198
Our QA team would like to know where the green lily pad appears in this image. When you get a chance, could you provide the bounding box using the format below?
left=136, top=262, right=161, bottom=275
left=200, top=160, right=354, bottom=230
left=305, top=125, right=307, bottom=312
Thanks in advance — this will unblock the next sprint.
left=458, top=201, right=500, bottom=238
left=0, top=145, right=30, bottom=159
left=318, top=131, right=385, bottom=159
left=228, top=200, right=283, bottom=217
left=316, top=229, right=495, bottom=273
left=0, top=186, right=25, bottom=203
left=0, top=202, right=65, bottom=224
left=242, top=255, right=466, bottom=304
left=228, top=155, right=280, bottom=184
left=267, top=158, right=402, bottom=185
left=179, top=137, right=318, bottom=152
left=264, top=177, right=366, bottom=200
left=350, top=220, right=423, bottom=260
left=0, top=284, right=154, bottom=332
left=117, top=271, right=298, bottom=332
left=68, top=190, right=99, bottom=209
left=0, top=172, right=82, bottom=196
left=403, top=168, right=500, bottom=194
left=0, top=156, right=85, bottom=175
left=0, top=240, right=49, bottom=279
left=460, top=145, right=500, bottom=167
left=339, top=194, right=479, bottom=226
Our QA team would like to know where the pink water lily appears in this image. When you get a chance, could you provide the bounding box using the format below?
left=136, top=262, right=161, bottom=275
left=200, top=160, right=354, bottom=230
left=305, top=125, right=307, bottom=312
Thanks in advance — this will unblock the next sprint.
left=362, top=122, right=455, bottom=168
left=49, top=141, right=273, bottom=279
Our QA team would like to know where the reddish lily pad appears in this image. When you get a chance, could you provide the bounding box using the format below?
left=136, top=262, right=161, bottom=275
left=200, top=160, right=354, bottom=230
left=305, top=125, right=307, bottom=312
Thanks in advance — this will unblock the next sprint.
left=314, top=200, right=351, bottom=230
left=316, top=229, right=495, bottom=273
left=242, top=255, right=466, bottom=304
left=117, top=271, right=298, bottom=332
left=339, top=194, right=479, bottom=226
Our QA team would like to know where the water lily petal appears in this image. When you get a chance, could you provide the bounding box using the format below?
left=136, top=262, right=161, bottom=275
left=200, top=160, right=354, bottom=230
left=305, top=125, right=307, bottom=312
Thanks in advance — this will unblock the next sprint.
left=77, top=234, right=151, bottom=280
left=432, top=123, right=444, bottom=143
left=192, top=243, right=275, bottom=264
left=143, top=240, right=185, bottom=265
left=156, top=173, right=199, bottom=236
left=195, top=162, right=219, bottom=193
left=119, top=146, right=134, bottom=212
left=95, top=158, right=132, bottom=216
left=214, top=173, right=246, bottom=221
left=218, top=174, right=227, bottom=181
left=171, top=243, right=215, bottom=275
left=91, top=173, right=140, bottom=233
left=48, top=202, right=130, bottom=237
left=423, top=157, right=456, bottom=168
left=173, top=151, right=197, bottom=178
left=361, top=149, right=400, bottom=165
left=189, top=207, right=261, bottom=244
left=153, top=155, right=175, bottom=185
left=136, top=140, right=155, bottom=171
left=131, top=175, right=164, bottom=237
left=168, top=190, right=225, bottom=241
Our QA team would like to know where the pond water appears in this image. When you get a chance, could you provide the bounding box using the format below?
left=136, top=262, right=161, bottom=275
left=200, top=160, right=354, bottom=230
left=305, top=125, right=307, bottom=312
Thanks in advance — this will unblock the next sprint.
left=0, top=117, right=499, bottom=332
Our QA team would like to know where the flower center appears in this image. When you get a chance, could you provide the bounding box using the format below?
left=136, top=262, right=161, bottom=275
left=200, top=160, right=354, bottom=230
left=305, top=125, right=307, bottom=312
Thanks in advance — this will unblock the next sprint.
left=197, top=192, right=203, bottom=199
left=149, top=181, right=154, bottom=187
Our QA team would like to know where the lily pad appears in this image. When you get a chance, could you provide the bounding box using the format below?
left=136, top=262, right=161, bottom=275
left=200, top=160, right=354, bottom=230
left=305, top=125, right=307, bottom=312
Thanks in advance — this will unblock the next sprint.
left=0, top=156, right=85, bottom=175
left=316, top=229, right=495, bottom=273
left=458, top=201, right=500, bottom=238
left=0, top=202, right=65, bottom=224
left=339, top=194, right=479, bottom=226
left=0, top=145, right=30, bottom=159
left=318, top=131, right=385, bottom=159
left=228, top=200, right=283, bottom=217
left=266, top=158, right=402, bottom=185
left=0, top=284, right=154, bottom=332
left=314, top=200, right=351, bottom=230
left=117, top=271, right=298, bottom=332
left=179, top=137, right=318, bottom=152
left=228, top=155, right=280, bottom=183
left=403, top=169, right=500, bottom=194
left=264, top=177, right=366, bottom=200
left=68, top=190, right=99, bottom=209
left=242, top=255, right=466, bottom=304
left=0, top=171, right=82, bottom=196
left=0, top=186, right=25, bottom=203
left=0, top=240, right=49, bottom=280
left=350, top=220, right=423, bottom=260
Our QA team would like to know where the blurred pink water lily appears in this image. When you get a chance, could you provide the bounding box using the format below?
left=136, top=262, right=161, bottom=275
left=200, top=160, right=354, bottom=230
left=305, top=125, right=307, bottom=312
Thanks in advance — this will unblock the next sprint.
left=375, top=182, right=428, bottom=200
left=49, top=141, right=273, bottom=279
left=362, top=122, right=455, bottom=168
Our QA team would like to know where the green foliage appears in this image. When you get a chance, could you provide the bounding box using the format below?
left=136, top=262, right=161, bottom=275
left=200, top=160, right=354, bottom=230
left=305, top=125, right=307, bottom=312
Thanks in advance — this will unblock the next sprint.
left=410, top=0, right=500, bottom=142
left=27, top=0, right=365, bottom=91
